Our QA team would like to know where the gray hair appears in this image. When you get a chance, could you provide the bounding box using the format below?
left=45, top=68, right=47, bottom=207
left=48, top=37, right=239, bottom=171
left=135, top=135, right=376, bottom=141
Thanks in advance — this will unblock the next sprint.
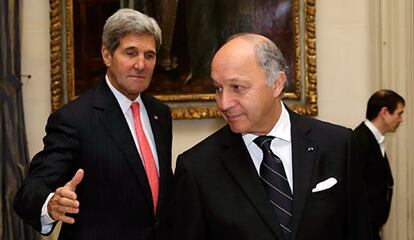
left=102, top=8, right=162, bottom=54
left=255, top=38, right=288, bottom=87
left=227, top=33, right=288, bottom=88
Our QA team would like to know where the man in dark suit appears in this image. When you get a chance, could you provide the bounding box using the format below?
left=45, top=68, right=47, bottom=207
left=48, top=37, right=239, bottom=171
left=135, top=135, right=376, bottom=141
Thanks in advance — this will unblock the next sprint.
left=353, top=89, right=405, bottom=240
left=14, top=9, right=173, bottom=240
left=172, top=33, right=371, bottom=240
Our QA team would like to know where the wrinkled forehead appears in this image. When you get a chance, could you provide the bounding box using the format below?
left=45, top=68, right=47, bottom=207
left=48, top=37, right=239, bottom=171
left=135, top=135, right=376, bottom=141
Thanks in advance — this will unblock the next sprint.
left=118, top=33, right=157, bottom=50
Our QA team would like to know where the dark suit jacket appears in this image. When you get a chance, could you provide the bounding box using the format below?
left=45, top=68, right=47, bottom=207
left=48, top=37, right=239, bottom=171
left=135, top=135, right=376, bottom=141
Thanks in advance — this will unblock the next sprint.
left=172, top=108, right=371, bottom=240
left=14, top=79, right=173, bottom=240
left=352, top=122, right=393, bottom=229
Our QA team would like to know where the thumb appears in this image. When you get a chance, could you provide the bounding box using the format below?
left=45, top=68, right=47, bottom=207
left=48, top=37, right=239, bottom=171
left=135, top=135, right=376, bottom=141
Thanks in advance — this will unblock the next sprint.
left=67, top=169, right=84, bottom=191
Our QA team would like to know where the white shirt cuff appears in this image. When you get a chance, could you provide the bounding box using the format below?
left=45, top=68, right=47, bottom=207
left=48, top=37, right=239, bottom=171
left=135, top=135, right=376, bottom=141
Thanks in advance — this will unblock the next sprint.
left=40, top=192, right=56, bottom=234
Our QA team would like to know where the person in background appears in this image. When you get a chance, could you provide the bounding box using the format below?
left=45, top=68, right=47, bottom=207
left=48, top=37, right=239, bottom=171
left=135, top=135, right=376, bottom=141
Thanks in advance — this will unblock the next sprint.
left=14, top=8, right=173, bottom=240
left=171, top=33, right=372, bottom=240
left=352, top=89, right=405, bottom=240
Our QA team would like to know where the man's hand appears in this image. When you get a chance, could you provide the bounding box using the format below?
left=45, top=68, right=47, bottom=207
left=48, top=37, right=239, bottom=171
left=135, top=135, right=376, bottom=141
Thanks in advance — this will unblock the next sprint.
left=48, top=169, right=84, bottom=224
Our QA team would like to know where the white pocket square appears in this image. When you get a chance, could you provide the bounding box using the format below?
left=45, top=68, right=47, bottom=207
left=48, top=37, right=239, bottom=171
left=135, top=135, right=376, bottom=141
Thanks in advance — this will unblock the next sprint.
left=312, top=177, right=337, bottom=193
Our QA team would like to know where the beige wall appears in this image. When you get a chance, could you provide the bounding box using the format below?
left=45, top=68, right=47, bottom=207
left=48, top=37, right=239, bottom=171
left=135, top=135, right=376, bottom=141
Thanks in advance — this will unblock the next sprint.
left=21, top=0, right=51, bottom=158
left=316, top=0, right=373, bottom=127
left=21, top=0, right=413, bottom=239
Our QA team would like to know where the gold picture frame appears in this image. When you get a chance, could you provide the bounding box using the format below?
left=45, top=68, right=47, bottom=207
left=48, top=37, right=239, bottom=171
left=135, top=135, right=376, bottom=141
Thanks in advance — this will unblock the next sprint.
left=50, top=0, right=317, bottom=119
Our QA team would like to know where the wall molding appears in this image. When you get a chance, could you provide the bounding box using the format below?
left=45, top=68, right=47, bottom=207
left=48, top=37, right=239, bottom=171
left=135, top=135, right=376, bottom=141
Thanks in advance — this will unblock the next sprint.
left=370, top=0, right=414, bottom=239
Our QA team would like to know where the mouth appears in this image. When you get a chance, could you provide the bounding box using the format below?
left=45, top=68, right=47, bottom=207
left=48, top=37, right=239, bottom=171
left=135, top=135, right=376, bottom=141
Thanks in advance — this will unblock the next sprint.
left=224, top=113, right=242, bottom=122
left=128, top=75, right=146, bottom=80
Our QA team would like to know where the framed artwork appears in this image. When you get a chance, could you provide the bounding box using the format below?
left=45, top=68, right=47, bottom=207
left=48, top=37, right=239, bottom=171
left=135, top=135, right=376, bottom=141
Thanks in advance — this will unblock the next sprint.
left=50, top=0, right=317, bottom=119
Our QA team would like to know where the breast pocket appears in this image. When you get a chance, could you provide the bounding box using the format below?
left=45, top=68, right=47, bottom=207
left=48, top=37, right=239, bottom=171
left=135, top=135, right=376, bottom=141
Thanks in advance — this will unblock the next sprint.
left=311, top=184, right=338, bottom=201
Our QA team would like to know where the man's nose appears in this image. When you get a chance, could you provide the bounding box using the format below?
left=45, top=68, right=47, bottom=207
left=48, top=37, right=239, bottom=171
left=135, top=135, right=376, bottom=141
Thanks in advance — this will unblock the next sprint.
left=133, top=55, right=146, bottom=70
left=217, top=90, right=235, bottom=112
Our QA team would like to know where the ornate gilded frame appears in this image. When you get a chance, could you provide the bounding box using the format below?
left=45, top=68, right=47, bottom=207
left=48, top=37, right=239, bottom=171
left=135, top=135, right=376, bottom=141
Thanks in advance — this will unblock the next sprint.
left=50, top=0, right=317, bottom=119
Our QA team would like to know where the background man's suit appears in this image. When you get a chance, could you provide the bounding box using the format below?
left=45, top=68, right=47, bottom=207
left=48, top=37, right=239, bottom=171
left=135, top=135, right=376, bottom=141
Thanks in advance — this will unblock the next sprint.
left=353, top=122, right=393, bottom=240
left=172, top=109, right=371, bottom=240
left=14, top=79, right=173, bottom=240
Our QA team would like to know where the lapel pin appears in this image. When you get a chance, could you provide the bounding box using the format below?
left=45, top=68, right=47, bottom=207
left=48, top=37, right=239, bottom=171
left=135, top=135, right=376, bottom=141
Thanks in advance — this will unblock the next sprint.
left=154, top=115, right=159, bottom=120
left=307, top=147, right=314, bottom=152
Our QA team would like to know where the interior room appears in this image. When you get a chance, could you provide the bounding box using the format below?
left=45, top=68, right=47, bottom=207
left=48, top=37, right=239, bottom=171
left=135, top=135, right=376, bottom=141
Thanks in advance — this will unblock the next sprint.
left=1, top=0, right=412, bottom=239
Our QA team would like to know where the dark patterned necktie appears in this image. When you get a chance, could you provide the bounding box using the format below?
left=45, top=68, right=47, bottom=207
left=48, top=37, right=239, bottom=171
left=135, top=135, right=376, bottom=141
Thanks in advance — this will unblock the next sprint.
left=254, top=136, right=293, bottom=239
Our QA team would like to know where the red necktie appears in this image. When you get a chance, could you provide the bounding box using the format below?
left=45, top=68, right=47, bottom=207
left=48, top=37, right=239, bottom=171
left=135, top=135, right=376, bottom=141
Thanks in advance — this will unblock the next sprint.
left=131, top=102, right=159, bottom=214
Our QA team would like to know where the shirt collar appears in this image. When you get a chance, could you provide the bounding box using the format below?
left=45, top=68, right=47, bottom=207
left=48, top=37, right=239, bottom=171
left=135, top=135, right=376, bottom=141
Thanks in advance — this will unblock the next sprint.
left=105, top=75, right=143, bottom=114
left=364, top=119, right=385, bottom=144
left=243, top=101, right=291, bottom=145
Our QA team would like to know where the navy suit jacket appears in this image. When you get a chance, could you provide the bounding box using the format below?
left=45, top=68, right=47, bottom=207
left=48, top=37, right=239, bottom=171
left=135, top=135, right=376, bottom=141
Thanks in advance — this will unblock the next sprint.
left=172, top=108, right=371, bottom=240
left=14, top=79, right=173, bottom=240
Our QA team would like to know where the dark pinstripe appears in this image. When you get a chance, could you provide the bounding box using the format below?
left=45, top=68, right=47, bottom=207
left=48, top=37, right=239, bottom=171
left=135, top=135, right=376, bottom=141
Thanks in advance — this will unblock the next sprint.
left=14, top=79, right=173, bottom=240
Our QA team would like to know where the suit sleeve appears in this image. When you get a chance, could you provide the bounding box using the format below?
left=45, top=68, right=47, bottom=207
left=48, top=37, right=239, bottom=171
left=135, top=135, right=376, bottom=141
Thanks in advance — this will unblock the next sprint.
left=13, top=109, right=80, bottom=233
left=171, top=154, right=206, bottom=240
left=347, top=132, right=373, bottom=240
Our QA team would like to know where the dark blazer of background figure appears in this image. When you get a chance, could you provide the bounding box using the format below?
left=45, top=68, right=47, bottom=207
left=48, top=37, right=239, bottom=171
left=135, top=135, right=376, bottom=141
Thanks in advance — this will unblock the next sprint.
left=352, top=89, right=405, bottom=240
left=172, top=33, right=372, bottom=240
left=14, top=9, right=173, bottom=240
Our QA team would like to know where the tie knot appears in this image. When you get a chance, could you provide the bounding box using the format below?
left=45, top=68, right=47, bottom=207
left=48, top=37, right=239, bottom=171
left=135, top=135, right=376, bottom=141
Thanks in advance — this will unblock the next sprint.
left=253, top=136, right=275, bottom=151
left=131, top=102, right=140, bottom=112
left=131, top=101, right=140, bottom=108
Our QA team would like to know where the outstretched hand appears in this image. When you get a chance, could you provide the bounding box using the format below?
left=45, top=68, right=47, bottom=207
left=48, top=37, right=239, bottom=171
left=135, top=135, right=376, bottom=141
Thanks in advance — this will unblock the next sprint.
left=48, top=169, right=84, bottom=224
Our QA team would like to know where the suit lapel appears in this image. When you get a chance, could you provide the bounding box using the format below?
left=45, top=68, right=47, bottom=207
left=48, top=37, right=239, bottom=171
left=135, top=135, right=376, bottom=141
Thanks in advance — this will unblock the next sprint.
left=360, top=123, right=383, bottom=160
left=219, top=127, right=285, bottom=240
left=360, top=123, right=394, bottom=184
left=92, top=80, right=154, bottom=210
left=289, top=110, right=318, bottom=240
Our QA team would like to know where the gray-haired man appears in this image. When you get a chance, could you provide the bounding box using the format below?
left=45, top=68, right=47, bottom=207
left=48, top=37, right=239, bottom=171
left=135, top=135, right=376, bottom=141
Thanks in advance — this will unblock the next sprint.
left=14, top=9, right=172, bottom=240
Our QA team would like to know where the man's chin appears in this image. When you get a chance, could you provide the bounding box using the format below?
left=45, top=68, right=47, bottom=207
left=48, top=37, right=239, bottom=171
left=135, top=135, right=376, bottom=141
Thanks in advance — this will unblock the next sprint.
left=228, top=122, right=246, bottom=134
left=131, top=83, right=150, bottom=93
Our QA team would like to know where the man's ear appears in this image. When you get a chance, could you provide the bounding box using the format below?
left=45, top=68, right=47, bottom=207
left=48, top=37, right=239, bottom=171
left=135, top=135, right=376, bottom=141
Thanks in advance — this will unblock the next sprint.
left=101, top=47, right=111, bottom=67
left=379, top=106, right=389, bottom=118
left=273, top=71, right=286, bottom=97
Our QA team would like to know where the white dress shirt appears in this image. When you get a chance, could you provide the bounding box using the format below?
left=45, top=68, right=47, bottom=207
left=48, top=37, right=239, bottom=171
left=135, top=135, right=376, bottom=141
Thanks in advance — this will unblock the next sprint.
left=364, top=119, right=386, bottom=157
left=107, top=76, right=160, bottom=173
left=242, top=102, right=293, bottom=192
left=40, top=76, right=159, bottom=233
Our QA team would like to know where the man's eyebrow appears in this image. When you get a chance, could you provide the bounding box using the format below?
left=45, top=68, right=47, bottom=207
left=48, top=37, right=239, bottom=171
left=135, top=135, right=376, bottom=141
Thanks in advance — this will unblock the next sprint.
left=124, top=46, right=156, bottom=54
left=145, top=50, right=157, bottom=54
left=210, top=78, right=219, bottom=86
left=228, top=78, right=246, bottom=84
left=124, top=46, right=137, bottom=50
